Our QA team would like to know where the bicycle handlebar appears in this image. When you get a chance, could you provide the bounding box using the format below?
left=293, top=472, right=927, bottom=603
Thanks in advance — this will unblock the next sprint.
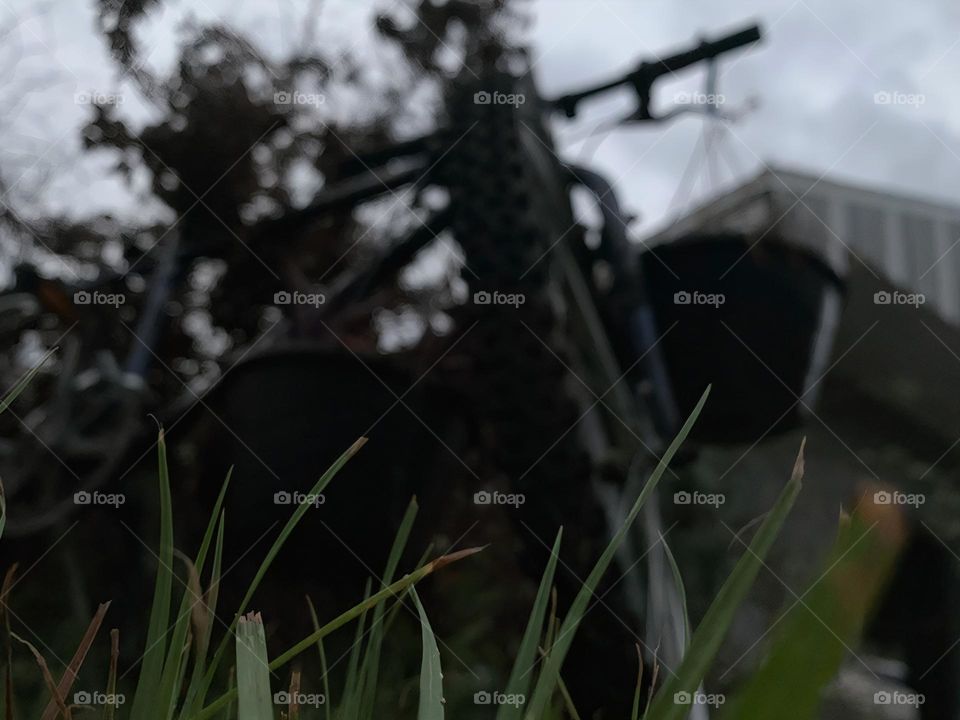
left=649, top=23, right=760, bottom=76
left=550, top=22, right=762, bottom=118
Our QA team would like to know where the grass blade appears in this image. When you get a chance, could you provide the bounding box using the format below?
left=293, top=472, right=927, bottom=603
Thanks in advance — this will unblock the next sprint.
left=525, top=386, right=711, bottom=719
left=160, top=469, right=232, bottom=720
left=2, top=565, right=18, bottom=720
left=193, top=546, right=483, bottom=720
left=201, top=437, right=367, bottom=694
left=103, top=629, right=120, bottom=720
left=305, top=596, right=331, bottom=720
left=643, top=439, right=805, bottom=720
left=40, top=601, right=110, bottom=720
left=717, top=487, right=905, bottom=720
left=130, top=429, right=176, bottom=720
left=235, top=613, right=273, bottom=720
left=359, top=497, right=419, bottom=719
left=0, top=346, right=56, bottom=417
left=412, top=589, right=443, bottom=720
left=288, top=670, right=301, bottom=720
left=660, top=535, right=690, bottom=652
left=630, top=645, right=643, bottom=720
left=180, top=512, right=226, bottom=720
left=497, top=528, right=563, bottom=720
left=340, top=579, right=373, bottom=717
left=0, top=348, right=56, bottom=540
left=12, top=633, right=70, bottom=719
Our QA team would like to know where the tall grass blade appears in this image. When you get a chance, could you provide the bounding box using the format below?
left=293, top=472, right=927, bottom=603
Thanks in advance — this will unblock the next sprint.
left=180, top=512, right=226, bottom=719
left=160, top=469, right=231, bottom=720
left=339, top=579, right=373, bottom=718
left=497, top=528, right=563, bottom=720
left=305, top=597, right=331, bottom=720
left=643, top=439, right=805, bottom=720
left=717, top=488, right=905, bottom=720
left=412, top=589, right=443, bottom=720
left=201, top=438, right=367, bottom=695
left=130, top=430, right=176, bottom=720
left=359, top=497, right=419, bottom=720
left=525, top=386, right=711, bottom=719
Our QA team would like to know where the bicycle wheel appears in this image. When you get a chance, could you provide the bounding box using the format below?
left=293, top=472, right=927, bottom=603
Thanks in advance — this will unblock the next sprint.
left=437, top=68, right=642, bottom=716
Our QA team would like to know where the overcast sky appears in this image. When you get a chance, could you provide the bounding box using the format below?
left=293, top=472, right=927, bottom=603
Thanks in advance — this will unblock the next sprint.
left=1, top=0, right=958, bottom=235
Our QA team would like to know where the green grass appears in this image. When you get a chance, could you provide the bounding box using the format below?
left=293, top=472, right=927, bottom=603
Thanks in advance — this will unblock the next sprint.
left=0, top=369, right=904, bottom=719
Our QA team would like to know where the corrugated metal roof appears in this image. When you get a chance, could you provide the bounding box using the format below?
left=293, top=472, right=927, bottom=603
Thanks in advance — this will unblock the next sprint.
left=643, top=165, right=960, bottom=325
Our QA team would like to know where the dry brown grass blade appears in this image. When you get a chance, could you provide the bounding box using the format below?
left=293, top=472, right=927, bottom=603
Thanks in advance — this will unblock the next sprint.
left=2, top=564, right=18, bottom=720
left=427, top=545, right=486, bottom=572
left=178, top=550, right=209, bottom=647
left=104, top=629, right=119, bottom=720
left=289, top=669, right=301, bottom=720
left=11, top=633, right=70, bottom=719
left=40, top=602, right=111, bottom=720
left=643, top=651, right=660, bottom=719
